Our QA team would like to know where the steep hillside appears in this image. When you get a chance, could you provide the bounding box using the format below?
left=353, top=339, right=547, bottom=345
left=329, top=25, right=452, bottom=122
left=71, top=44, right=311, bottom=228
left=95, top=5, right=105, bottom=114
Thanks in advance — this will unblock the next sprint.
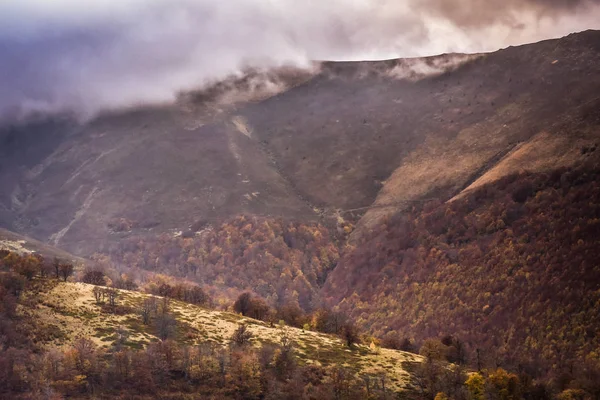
left=0, top=108, right=317, bottom=255
left=244, top=30, right=600, bottom=219
left=102, top=216, right=344, bottom=310
left=2, top=31, right=599, bottom=255
left=2, top=274, right=423, bottom=399
left=324, top=166, right=600, bottom=378
left=30, top=281, right=421, bottom=388
left=0, top=68, right=320, bottom=256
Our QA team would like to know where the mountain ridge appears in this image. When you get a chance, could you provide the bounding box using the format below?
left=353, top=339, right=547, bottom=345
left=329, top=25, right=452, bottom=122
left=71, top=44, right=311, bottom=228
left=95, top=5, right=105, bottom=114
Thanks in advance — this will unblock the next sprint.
left=2, top=30, right=599, bottom=255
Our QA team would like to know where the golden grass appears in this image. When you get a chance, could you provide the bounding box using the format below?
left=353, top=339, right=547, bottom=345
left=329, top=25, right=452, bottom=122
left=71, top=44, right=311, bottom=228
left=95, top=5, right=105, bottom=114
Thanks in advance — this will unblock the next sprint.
left=28, top=281, right=423, bottom=392
left=451, top=130, right=599, bottom=201
left=354, top=97, right=596, bottom=236
left=356, top=101, right=527, bottom=235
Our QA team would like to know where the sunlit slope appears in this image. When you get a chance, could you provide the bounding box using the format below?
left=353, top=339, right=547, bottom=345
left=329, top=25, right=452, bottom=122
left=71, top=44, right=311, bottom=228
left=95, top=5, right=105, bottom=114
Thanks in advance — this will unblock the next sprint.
left=24, top=281, right=423, bottom=393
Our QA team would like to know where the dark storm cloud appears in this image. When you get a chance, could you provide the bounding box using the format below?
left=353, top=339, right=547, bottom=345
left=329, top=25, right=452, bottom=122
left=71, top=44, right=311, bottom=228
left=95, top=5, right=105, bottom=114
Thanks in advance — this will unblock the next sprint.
left=0, top=0, right=599, bottom=119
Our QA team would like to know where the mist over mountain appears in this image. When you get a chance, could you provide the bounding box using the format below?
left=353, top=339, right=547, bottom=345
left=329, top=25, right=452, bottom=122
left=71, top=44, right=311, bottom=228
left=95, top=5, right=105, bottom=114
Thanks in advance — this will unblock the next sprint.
left=1, top=30, right=599, bottom=256
left=1, top=0, right=599, bottom=118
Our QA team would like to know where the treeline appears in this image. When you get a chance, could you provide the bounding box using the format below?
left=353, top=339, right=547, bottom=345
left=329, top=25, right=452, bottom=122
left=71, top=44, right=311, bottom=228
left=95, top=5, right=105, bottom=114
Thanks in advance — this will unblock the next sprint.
left=232, top=291, right=360, bottom=348
left=90, top=253, right=365, bottom=348
left=81, top=267, right=213, bottom=308
left=102, top=216, right=342, bottom=311
left=326, top=167, right=600, bottom=396
left=0, top=251, right=213, bottom=346
left=4, top=334, right=385, bottom=399
left=0, top=250, right=361, bottom=348
left=1, top=250, right=74, bottom=282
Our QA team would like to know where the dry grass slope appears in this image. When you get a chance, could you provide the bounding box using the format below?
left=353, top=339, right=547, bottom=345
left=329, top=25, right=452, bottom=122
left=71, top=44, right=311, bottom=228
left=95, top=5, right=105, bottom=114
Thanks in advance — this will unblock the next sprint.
left=27, top=281, right=423, bottom=392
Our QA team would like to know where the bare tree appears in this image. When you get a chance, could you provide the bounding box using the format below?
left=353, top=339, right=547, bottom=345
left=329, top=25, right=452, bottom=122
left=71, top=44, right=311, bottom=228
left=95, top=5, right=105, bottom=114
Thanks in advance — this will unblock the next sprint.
left=92, top=286, right=104, bottom=304
left=73, top=337, right=96, bottom=373
left=59, top=263, right=74, bottom=282
left=341, top=322, right=360, bottom=348
left=159, top=296, right=171, bottom=315
left=39, top=260, right=53, bottom=278
left=230, top=324, right=253, bottom=347
left=155, top=312, right=176, bottom=340
left=82, top=269, right=106, bottom=285
left=273, top=329, right=296, bottom=380
left=114, top=325, right=130, bottom=350
left=15, top=255, right=40, bottom=280
left=53, top=257, right=60, bottom=279
left=104, top=287, right=119, bottom=310
left=233, top=292, right=253, bottom=316
left=140, top=297, right=156, bottom=325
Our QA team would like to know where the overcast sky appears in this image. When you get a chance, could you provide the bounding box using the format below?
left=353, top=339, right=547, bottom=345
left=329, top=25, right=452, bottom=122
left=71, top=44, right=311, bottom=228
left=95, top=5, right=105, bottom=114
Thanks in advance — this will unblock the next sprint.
left=1, top=0, right=599, bottom=119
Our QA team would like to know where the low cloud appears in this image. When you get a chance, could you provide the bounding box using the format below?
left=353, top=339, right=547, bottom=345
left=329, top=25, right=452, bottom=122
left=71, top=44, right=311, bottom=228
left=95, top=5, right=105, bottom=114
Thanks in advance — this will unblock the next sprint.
left=1, top=0, right=599, bottom=119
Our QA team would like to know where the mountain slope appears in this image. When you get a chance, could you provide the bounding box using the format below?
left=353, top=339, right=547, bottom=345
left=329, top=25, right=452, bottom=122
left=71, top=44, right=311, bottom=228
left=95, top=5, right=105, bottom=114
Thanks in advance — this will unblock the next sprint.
left=24, top=280, right=423, bottom=393
left=242, top=30, right=600, bottom=237
left=1, top=108, right=317, bottom=255
left=324, top=166, right=600, bottom=376
left=1, top=31, right=600, bottom=256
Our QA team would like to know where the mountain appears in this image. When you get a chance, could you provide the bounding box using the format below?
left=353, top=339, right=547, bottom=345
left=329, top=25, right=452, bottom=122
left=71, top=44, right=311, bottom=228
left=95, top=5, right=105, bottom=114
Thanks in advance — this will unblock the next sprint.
left=2, top=30, right=600, bottom=397
left=0, top=227, right=84, bottom=264
left=2, top=30, right=599, bottom=256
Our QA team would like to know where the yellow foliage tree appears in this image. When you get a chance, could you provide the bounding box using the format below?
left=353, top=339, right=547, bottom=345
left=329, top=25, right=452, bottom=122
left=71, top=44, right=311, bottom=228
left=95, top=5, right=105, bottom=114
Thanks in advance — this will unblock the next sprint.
left=465, top=372, right=485, bottom=400
left=487, top=368, right=520, bottom=400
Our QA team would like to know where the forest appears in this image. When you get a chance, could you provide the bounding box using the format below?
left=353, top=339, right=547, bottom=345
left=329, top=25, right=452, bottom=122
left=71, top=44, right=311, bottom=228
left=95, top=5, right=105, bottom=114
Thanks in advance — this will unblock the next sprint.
left=101, top=217, right=345, bottom=311
left=325, top=167, right=600, bottom=395
left=1, top=250, right=572, bottom=400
